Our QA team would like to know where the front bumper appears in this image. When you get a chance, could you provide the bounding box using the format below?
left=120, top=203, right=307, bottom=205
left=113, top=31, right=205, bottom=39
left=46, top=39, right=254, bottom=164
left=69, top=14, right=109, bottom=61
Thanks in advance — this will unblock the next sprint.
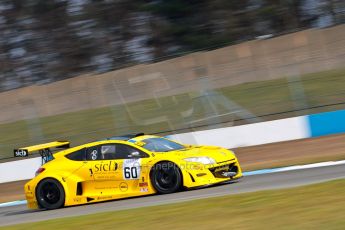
left=182, top=158, right=242, bottom=188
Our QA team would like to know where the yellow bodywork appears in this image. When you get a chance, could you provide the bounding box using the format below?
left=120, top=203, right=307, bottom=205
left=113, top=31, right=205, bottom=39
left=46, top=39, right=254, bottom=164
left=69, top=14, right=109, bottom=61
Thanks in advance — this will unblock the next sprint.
left=24, top=135, right=242, bottom=209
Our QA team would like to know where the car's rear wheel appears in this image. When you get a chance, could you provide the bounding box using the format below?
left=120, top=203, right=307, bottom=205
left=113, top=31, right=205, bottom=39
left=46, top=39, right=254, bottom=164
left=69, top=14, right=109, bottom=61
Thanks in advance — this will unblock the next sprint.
left=36, top=178, right=65, bottom=210
left=150, top=162, right=182, bottom=194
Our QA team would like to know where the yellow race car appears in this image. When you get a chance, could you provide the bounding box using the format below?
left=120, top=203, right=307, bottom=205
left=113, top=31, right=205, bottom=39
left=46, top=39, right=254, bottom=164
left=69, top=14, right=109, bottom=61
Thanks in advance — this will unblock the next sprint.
left=16, top=133, right=242, bottom=209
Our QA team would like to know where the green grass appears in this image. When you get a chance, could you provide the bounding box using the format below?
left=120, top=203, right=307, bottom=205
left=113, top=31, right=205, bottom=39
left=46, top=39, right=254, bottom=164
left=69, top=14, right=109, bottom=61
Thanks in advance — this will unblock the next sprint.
left=1, top=69, right=345, bottom=159
left=2, top=179, right=345, bottom=230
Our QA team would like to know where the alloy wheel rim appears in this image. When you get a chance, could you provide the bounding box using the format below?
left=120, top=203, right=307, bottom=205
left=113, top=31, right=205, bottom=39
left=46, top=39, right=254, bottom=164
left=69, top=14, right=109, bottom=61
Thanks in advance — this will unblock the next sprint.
left=155, top=166, right=177, bottom=190
left=41, top=182, right=60, bottom=204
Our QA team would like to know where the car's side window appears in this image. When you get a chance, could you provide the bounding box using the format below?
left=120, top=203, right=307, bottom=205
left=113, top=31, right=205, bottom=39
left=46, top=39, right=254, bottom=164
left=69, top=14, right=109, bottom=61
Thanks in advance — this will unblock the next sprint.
left=66, top=148, right=86, bottom=161
left=100, top=144, right=148, bottom=160
left=86, top=146, right=102, bottom=161
left=100, top=145, right=116, bottom=160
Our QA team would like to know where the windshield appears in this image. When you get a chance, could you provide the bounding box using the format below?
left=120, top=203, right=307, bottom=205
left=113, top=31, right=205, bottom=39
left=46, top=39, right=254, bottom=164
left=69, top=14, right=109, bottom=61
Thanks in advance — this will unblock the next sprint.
left=141, top=138, right=185, bottom=152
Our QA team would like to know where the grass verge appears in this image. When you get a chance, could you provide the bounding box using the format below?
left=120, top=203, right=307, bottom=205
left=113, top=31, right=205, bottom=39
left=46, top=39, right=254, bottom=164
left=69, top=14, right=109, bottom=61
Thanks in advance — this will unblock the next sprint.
left=2, top=179, right=345, bottom=230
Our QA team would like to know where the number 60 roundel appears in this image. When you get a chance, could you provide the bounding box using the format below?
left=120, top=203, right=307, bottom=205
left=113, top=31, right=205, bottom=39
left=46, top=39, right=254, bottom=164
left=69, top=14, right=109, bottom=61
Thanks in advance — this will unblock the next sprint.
left=123, top=159, right=141, bottom=180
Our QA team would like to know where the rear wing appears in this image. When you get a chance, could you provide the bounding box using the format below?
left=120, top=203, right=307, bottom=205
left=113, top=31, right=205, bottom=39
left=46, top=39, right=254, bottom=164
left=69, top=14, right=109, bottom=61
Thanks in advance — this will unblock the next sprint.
left=14, top=141, right=70, bottom=164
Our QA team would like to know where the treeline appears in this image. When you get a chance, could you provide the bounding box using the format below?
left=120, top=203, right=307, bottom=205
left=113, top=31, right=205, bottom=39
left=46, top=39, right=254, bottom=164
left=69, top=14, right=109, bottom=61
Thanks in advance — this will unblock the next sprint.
left=0, top=0, right=343, bottom=91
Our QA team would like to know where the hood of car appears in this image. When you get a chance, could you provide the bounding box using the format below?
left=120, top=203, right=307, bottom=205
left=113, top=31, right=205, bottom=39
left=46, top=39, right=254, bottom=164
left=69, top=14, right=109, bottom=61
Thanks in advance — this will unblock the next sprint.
left=158, top=145, right=235, bottom=163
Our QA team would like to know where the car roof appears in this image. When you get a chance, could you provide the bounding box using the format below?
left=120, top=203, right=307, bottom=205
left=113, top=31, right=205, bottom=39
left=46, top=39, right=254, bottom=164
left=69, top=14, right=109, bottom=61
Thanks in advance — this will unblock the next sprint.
left=54, top=135, right=161, bottom=158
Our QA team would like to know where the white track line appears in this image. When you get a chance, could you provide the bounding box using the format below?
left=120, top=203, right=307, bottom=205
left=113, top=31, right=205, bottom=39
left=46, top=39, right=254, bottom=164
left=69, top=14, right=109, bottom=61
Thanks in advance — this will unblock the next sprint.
left=243, top=160, right=345, bottom=176
left=0, top=200, right=27, bottom=208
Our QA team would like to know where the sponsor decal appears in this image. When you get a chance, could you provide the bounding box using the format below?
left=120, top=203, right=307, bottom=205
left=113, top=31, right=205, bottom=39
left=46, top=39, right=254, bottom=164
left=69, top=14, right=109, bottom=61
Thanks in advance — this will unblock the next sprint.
left=91, top=150, right=98, bottom=160
left=94, top=161, right=118, bottom=172
left=139, top=182, right=148, bottom=187
left=95, top=186, right=117, bottom=190
left=140, top=188, right=149, bottom=192
left=73, top=198, right=82, bottom=203
left=93, top=174, right=117, bottom=180
left=97, top=196, right=112, bottom=200
left=14, top=149, right=28, bottom=157
left=123, top=159, right=141, bottom=180
left=119, top=182, right=128, bottom=192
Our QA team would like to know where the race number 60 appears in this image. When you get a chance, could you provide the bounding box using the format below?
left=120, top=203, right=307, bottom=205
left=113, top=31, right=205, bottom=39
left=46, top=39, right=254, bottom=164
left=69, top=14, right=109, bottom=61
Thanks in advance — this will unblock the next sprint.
left=124, top=166, right=138, bottom=179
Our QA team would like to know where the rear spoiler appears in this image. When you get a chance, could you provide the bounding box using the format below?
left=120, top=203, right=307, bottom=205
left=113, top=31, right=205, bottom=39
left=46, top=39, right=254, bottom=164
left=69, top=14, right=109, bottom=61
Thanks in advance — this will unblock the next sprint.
left=14, top=141, right=70, bottom=164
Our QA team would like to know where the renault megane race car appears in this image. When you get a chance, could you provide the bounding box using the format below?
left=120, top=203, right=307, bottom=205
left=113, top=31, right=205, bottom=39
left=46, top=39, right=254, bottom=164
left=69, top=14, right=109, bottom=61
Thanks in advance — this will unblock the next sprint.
left=15, top=133, right=242, bottom=209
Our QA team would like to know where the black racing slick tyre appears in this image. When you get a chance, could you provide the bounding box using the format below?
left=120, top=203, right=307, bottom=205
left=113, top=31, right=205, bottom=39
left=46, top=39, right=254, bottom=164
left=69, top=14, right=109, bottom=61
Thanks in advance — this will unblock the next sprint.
left=150, top=162, right=182, bottom=194
left=36, top=178, right=65, bottom=210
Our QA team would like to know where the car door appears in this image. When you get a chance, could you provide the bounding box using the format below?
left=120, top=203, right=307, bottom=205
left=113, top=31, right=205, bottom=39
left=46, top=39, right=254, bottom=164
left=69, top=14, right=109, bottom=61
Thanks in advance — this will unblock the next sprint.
left=99, top=143, right=151, bottom=195
left=86, top=145, right=119, bottom=181
left=77, top=144, right=120, bottom=197
left=79, top=143, right=149, bottom=197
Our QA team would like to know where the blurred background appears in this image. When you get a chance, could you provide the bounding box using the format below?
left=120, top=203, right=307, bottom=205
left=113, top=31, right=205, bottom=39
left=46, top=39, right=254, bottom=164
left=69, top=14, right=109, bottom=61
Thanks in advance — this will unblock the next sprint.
left=0, top=0, right=344, bottom=159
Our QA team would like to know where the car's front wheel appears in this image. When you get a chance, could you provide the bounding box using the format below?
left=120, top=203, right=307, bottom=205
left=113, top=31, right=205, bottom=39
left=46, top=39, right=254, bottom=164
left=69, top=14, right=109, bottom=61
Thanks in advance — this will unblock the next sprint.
left=36, top=178, right=65, bottom=210
left=150, top=162, right=182, bottom=194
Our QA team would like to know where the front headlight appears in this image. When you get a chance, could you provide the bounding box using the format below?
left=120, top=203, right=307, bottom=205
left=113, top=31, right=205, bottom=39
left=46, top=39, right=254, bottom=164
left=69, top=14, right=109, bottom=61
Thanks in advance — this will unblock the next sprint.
left=184, top=157, right=216, bottom=165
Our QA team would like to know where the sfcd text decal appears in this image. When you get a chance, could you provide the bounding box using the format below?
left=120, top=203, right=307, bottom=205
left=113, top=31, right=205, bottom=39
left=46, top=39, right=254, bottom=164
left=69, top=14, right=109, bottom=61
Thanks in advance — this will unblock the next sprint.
left=94, top=161, right=118, bottom=172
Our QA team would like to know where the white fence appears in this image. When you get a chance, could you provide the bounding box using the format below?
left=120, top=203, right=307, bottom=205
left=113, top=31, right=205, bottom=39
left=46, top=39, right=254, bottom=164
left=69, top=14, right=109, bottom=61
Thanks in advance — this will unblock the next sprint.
left=0, top=157, right=41, bottom=183
left=167, top=116, right=309, bottom=148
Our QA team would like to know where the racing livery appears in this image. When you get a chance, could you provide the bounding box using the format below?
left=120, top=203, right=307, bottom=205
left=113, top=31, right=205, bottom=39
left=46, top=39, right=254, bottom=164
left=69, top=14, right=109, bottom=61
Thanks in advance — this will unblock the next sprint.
left=17, top=134, right=242, bottom=209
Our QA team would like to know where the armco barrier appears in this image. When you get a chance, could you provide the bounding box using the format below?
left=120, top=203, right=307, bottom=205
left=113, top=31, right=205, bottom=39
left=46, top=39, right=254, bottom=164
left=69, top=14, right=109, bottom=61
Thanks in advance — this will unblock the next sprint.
left=1, top=109, right=345, bottom=183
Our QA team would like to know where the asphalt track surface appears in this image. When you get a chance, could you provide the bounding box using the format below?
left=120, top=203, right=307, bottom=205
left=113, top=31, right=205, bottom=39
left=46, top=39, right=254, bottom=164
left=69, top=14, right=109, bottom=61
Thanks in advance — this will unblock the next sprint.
left=1, top=164, right=345, bottom=227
